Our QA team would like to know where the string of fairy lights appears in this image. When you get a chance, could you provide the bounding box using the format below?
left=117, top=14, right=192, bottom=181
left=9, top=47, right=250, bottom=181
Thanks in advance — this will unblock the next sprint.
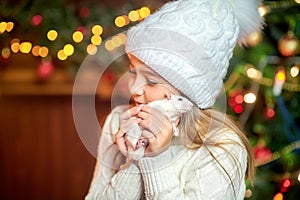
left=0, top=6, right=151, bottom=60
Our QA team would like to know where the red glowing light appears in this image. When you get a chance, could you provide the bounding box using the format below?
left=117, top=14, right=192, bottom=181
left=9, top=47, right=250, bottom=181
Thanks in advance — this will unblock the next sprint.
left=234, top=105, right=243, bottom=114
left=265, top=108, right=275, bottom=119
left=283, top=179, right=291, bottom=188
left=31, top=15, right=43, bottom=26
left=37, top=61, right=54, bottom=79
left=235, top=94, right=244, bottom=104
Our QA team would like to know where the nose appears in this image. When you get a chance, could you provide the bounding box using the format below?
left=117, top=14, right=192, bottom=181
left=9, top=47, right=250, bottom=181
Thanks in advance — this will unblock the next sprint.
left=129, top=76, right=145, bottom=97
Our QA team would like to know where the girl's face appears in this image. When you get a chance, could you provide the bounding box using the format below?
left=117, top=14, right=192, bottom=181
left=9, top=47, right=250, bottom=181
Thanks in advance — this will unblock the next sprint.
left=127, top=54, right=178, bottom=106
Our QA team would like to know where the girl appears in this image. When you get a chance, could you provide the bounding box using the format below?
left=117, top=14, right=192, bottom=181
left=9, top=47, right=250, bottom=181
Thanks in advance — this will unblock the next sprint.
left=86, top=0, right=263, bottom=199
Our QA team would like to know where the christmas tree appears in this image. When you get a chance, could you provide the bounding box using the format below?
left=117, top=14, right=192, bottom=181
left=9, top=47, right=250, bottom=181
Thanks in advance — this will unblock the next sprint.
left=1, top=0, right=300, bottom=199
left=226, top=1, right=300, bottom=199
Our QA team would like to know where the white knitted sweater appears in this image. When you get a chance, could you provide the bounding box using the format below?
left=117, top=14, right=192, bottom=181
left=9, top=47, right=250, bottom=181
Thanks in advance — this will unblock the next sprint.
left=85, top=106, right=247, bottom=200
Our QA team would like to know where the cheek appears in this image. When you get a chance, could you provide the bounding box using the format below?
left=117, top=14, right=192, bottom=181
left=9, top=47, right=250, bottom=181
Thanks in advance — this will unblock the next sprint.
left=127, top=77, right=133, bottom=90
left=144, top=86, right=168, bottom=101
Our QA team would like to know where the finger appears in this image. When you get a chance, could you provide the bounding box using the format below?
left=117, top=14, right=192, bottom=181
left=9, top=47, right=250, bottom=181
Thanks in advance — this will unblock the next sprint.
left=141, top=130, right=155, bottom=139
left=119, top=106, right=142, bottom=120
left=120, top=117, right=141, bottom=133
left=115, top=130, right=128, bottom=156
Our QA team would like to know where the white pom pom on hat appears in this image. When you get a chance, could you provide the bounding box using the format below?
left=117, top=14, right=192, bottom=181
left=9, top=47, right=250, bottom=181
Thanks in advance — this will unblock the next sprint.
left=126, top=0, right=264, bottom=109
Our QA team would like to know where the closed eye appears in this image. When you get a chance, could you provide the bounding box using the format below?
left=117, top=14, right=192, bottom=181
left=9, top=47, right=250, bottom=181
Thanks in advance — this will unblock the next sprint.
left=129, top=69, right=136, bottom=75
left=146, top=79, right=158, bottom=85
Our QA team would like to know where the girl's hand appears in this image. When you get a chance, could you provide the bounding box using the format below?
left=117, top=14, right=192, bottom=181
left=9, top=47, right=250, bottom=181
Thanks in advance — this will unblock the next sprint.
left=115, top=106, right=142, bottom=157
left=137, top=105, right=174, bottom=157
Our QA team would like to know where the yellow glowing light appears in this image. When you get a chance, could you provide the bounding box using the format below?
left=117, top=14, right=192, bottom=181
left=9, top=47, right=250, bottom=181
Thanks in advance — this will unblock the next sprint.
left=111, top=36, right=122, bottom=47
left=246, top=31, right=262, bottom=46
left=72, top=31, right=83, bottom=43
left=11, top=42, right=20, bottom=53
left=47, top=30, right=58, bottom=41
left=91, top=35, right=102, bottom=45
left=296, top=0, right=300, bottom=4
left=247, top=67, right=262, bottom=79
left=290, top=66, right=299, bottom=77
left=87, top=44, right=97, bottom=55
left=32, top=45, right=40, bottom=56
left=39, top=46, right=49, bottom=58
left=63, top=44, right=74, bottom=56
left=118, top=33, right=127, bottom=44
left=258, top=6, right=269, bottom=16
left=20, top=42, right=32, bottom=54
left=128, top=10, right=139, bottom=22
left=105, top=40, right=114, bottom=51
left=298, top=172, right=300, bottom=182
left=276, top=70, right=286, bottom=81
left=244, top=189, right=252, bottom=198
left=273, top=193, right=283, bottom=200
left=0, top=22, right=7, bottom=33
left=139, top=7, right=151, bottom=18
left=57, top=50, right=68, bottom=60
left=92, top=25, right=103, bottom=35
left=115, top=16, right=126, bottom=27
left=244, top=93, right=256, bottom=104
left=1, top=48, right=11, bottom=59
left=6, top=22, right=14, bottom=32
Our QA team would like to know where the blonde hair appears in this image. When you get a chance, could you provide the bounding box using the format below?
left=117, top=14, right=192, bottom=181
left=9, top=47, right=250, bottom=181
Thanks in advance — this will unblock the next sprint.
left=178, top=106, right=255, bottom=186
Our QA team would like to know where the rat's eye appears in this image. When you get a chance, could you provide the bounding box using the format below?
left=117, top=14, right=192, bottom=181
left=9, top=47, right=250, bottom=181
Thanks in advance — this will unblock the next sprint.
left=178, top=98, right=182, bottom=101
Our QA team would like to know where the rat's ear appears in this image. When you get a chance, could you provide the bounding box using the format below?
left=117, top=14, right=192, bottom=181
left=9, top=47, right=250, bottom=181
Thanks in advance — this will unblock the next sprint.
left=165, top=92, right=171, bottom=99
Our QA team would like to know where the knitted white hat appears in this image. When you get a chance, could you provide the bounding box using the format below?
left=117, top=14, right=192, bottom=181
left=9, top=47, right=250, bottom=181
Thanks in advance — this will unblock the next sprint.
left=126, top=0, right=263, bottom=109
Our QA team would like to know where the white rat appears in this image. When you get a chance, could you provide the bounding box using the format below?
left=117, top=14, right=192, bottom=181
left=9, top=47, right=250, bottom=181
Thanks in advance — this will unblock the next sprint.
left=125, top=93, right=194, bottom=160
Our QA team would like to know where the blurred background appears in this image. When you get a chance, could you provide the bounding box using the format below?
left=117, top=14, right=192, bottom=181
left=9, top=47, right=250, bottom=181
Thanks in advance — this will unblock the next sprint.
left=0, top=0, right=300, bottom=199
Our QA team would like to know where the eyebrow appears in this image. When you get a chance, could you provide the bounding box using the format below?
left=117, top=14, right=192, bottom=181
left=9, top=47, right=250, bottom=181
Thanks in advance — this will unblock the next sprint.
left=129, top=60, right=158, bottom=77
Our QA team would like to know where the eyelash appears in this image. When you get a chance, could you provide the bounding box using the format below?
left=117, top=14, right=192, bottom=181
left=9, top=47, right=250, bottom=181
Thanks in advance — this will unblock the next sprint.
left=146, top=79, right=158, bottom=85
left=129, top=69, right=136, bottom=74
left=129, top=69, right=158, bottom=85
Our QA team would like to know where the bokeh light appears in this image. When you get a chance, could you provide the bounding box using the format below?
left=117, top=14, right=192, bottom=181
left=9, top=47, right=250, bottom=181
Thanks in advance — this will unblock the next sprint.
left=290, top=65, right=299, bottom=77
left=86, top=44, right=97, bottom=55
left=0, top=22, right=7, bottom=33
left=139, top=7, right=151, bottom=18
left=92, top=25, right=103, bottom=35
left=1, top=48, right=11, bottom=59
left=47, top=30, right=58, bottom=41
left=63, top=44, right=74, bottom=56
left=39, top=46, right=49, bottom=58
left=6, top=22, right=14, bottom=32
left=244, top=92, right=257, bottom=104
left=57, top=50, right=67, bottom=60
left=11, top=42, right=20, bottom=53
left=91, top=35, right=102, bottom=45
left=20, top=42, right=32, bottom=53
left=72, top=31, right=84, bottom=43
left=115, top=16, right=127, bottom=27
left=128, top=10, right=139, bottom=22
left=32, top=45, right=40, bottom=56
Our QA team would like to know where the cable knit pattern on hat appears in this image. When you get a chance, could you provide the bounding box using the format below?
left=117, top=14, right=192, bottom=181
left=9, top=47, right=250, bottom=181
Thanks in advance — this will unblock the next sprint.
left=126, top=0, right=263, bottom=109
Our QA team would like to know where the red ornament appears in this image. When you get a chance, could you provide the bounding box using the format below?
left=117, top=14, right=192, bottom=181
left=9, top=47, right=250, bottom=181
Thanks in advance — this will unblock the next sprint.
left=278, top=32, right=299, bottom=57
left=37, top=61, right=54, bottom=80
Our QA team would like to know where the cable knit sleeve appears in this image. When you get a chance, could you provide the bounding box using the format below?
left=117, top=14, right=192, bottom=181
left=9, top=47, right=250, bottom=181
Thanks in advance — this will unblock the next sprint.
left=85, top=106, right=143, bottom=200
left=138, top=147, right=186, bottom=199
left=184, top=131, right=247, bottom=200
